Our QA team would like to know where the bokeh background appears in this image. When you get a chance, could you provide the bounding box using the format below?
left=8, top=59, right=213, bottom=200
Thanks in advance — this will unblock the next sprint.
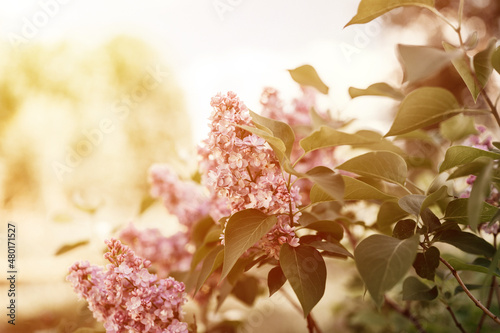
left=0, top=0, right=498, bottom=332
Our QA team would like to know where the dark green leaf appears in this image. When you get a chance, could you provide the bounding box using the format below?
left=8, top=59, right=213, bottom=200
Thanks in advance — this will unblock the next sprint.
left=392, top=219, right=417, bottom=240
left=385, top=87, right=461, bottom=137
left=421, top=208, right=441, bottom=232
left=308, top=239, right=353, bottom=258
left=402, top=276, right=438, bottom=301
left=492, top=45, right=500, bottom=75
left=447, top=257, right=500, bottom=278
left=268, top=266, right=287, bottom=296
left=435, top=230, right=495, bottom=257
left=443, top=41, right=481, bottom=101
left=468, top=158, right=493, bottom=230
left=301, top=220, right=344, bottom=240
left=280, top=244, right=327, bottom=316
left=354, top=234, right=419, bottom=307
left=306, top=167, right=345, bottom=202
left=55, top=240, right=89, bottom=256
left=473, top=38, right=497, bottom=89
left=345, top=0, right=435, bottom=26
left=336, top=151, right=407, bottom=185
left=231, top=275, right=260, bottom=306
left=343, top=176, right=397, bottom=201
left=288, top=65, right=329, bottom=94
left=421, top=185, right=450, bottom=213
left=376, top=202, right=409, bottom=234
left=443, top=198, right=498, bottom=226
left=398, top=194, right=426, bottom=216
left=349, top=82, right=404, bottom=100
left=413, top=246, right=440, bottom=281
left=222, top=209, right=277, bottom=280
left=439, top=146, right=500, bottom=173
left=195, top=246, right=224, bottom=294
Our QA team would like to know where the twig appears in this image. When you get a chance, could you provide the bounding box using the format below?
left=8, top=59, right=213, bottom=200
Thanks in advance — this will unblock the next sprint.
left=440, top=257, right=500, bottom=325
left=444, top=304, right=466, bottom=333
left=476, top=276, right=497, bottom=332
left=280, top=289, right=323, bottom=333
left=384, top=296, right=427, bottom=333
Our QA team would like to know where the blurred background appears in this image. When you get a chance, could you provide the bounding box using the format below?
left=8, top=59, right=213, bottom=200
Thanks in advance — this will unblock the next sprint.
left=0, top=0, right=498, bottom=332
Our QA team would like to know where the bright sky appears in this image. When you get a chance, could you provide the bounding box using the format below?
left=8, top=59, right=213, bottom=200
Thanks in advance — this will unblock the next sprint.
left=0, top=0, right=422, bottom=143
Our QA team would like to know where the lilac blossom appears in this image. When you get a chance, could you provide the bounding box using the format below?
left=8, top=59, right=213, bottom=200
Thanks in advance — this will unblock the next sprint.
left=67, top=239, right=188, bottom=333
left=199, top=91, right=301, bottom=258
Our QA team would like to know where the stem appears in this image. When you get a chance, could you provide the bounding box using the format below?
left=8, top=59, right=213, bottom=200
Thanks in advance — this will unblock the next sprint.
left=457, top=0, right=465, bottom=31
left=482, top=93, right=500, bottom=129
left=476, top=276, right=497, bottom=332
left=384, top=296, right=427, bottom=333
left=427, top=7, right=458, bottom=31
left=444, top=303, right=466, bottom=333
left=280, top=289, right=323, bottom=333
left=440, top=257, right=500, bottom=325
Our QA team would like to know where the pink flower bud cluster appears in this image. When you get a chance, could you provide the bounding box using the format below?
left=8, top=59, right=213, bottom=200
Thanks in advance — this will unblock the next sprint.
left=67, top=238, right=188, bottom=333
left=149, top=164, right=209, bottom=230
left=199, top=91, right=301, bottom=258
left=119, top=224, right=192, bottom=278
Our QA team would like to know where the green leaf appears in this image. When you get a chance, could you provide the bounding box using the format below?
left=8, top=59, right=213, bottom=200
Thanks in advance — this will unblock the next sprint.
left=309, top=184, right=335, bottom=204
left=443, top=198, right=498, bottom=226
left=55, top=240, right=89, bottom=256
left=195, top=246, right=224, bottom=294
left=345, top=0, right=435, bottom=26
left=447, top=257, right=500, bottom=278
left=280, top=244, right=326, bottom=317
left=349, top=82, right=404, bottom=100
left=300, top=126, right=374, bottom=153
left=249, top=110, right=295, bottom=159
left=468, top=158, right=493, bottom=230
left=307, top=239, right=354, bottom=258
left=421, top=208, right=441, bottom=232
left=298, top=212, right=319, bottom=227
left=473, top=38, right=497, bottom=89
left=439, top=146, right=500, bottom=173
left=232, top=275, right=260, bottom=306
left=301, top=220, right=344, bottom=240
left=376, top=202, right=409, bottom=234
left=354, top=234, right=419, bottom=307
left=421, top=185, right=450, bottom=213
left=397, top=44, right=455, bottom=83
left=443, top=42, right=481, bottom=102
left=392, top=219, right=417, bottom=240
left=385, top=87, right=461, bottom=137
left=398, top=194, right=426, bottom=216
left=305, top=167, right=345, bottom=202
left=342, top=176, right=397, bottom=201
left=439, top=114, right=478, bottom=142
left=239, top=125, right=287, bottom=158
left=192, top=216, right=217, bottom=247
left=402, top=276, right=438, bottom=301
left=222, top=209, right=277, bottom=280
left=435, top=230, right=496, bottom=257
left=447, top=156, right=496, bottom=180
left=464, top=31, right=479, bottom=50
left=288, top=65, right=329, bottom=94
left=413, top=246, right=440, bottom=281
left=336, top=151, right=407, bottom=185
left=268, top=266, right=287, bottom=296
left=492, top=45, right=500, bottom=75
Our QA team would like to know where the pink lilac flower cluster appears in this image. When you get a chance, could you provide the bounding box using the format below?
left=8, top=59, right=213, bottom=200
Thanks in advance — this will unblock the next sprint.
left=260, top=87, right=338, bottom=202
left=149, top=164, right=209, bottom=230
left=460, top=126, right=499, bottom=234
left=67, top=238, right=188, bottom=333
left=198, top=91, right=301, bottom=258
left=119, top=224, right=192, bottom=278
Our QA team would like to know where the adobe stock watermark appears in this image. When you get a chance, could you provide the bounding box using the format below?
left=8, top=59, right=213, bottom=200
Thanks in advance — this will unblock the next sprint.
left=51, top=65, right=169, bottom=182
left=340, top=9, right=401, bottom=63
left=8, top=0, right=72, bottom=48
left=213, top=0, right=244, bottom=21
